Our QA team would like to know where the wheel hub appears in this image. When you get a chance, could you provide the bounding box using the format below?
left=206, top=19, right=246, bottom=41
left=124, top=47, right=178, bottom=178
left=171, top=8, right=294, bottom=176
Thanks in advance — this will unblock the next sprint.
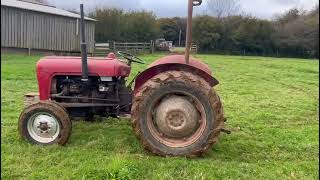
left=38, top=122, right=49, bottom=131
left=166, top=110, right=187, bottom=129
left=155, top=96, right=200, bottom=138
left=27, top=113, right=60, bottom=143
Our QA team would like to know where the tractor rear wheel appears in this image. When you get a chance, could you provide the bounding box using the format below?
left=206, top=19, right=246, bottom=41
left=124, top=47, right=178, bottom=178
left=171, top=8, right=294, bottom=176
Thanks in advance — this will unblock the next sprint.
left=132, top=71, right=224, bottom=157
left=18, top=101, right=72, bottom=145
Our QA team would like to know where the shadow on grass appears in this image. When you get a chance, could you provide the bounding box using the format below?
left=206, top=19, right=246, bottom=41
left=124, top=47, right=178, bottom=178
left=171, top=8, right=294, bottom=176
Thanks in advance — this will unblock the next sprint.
left=61, top=118, right=275, bottom=162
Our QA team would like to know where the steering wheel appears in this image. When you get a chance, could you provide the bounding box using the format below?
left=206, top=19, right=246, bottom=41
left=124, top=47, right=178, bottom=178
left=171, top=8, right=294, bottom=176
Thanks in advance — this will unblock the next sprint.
left=117, top=51, right=146, bottom=65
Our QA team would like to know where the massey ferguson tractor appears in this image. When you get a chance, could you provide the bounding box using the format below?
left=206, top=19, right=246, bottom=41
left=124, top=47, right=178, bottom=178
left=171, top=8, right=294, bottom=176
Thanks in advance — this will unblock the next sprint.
left=18, top=0, right=226, bottom=157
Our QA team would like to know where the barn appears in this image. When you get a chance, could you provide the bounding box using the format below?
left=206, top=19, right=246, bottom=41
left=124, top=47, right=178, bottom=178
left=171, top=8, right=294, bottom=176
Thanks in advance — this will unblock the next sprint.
left=1, top=0, right=96, bottom=54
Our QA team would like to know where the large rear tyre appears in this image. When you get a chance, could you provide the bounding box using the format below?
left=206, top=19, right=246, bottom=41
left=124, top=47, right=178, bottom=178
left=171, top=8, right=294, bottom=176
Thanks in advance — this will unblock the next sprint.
left=18, top=101, right=72, bottom=145
left=132, top=71, right=224, bottom=157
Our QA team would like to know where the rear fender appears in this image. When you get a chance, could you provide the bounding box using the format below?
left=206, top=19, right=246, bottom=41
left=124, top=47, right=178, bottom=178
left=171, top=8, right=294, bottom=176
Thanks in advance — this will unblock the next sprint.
left=133, top=63, right=219, bottom=95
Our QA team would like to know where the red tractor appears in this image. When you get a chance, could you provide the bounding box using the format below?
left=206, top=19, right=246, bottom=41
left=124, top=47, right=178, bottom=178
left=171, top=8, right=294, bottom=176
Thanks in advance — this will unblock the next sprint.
left=18, top=0, right=226, bottom=157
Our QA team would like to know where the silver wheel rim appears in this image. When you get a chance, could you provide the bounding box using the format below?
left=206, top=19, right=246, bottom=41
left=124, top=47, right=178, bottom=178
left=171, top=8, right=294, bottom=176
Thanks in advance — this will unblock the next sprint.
left=27, top=112, right=60, bottom=143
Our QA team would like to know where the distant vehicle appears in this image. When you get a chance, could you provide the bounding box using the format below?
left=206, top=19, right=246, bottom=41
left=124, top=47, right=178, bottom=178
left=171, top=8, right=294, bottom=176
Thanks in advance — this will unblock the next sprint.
left=155, top=38, right=173, bottom=51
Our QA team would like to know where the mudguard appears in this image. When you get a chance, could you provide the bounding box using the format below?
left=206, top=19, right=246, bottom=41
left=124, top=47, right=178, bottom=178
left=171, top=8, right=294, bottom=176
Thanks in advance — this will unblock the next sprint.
left=134, top=55, right=219, bottom=95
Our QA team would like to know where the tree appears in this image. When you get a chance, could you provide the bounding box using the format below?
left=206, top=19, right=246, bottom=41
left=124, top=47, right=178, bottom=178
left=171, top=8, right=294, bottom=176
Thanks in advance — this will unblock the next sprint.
left=157, top=18, right=180, bottom=43
left=275, top=8, right=300, bottom=24
left=122, top=11, right=159, bottom=42
left=89, top=8, right=125, bottom=42
left=274, top=7, right=319, bottom=58
left=193, top=16, right=221, bottom=51
left=232, top=17, right=275, bottom=55
left=216, top=15, right=244, bottom=53
left=157, top=17, right=187, bottom=46
left=88, top=5, right=318, bottom=58
left=207, top=0, right=242, bottom=18
left=172, top=17, right=187, bottom=46
left=89, top=8, right=158, bottom=42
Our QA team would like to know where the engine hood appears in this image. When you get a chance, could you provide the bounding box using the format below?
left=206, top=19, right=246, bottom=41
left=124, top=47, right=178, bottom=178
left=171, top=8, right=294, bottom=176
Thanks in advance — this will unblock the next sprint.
left=36, top=55, right=131, bottom=100
left=37, top=56, right=131, bottom=77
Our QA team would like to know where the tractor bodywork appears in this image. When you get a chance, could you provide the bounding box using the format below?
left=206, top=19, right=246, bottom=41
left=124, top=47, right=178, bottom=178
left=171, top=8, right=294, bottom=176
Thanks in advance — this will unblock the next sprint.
left=18, top=0, right=227, bottom=157
left=35, top=53, right=218, bottom=120
left=37, top=53, right=130, bottom=100
left=134, top=55, right=219, bottom=95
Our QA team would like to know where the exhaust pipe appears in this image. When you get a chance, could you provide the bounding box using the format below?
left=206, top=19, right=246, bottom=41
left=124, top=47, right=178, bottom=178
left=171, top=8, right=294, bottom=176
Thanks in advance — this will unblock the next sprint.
left=185, top=0, right=202, bottom=64
left=80, top=4, right=88, bottom=81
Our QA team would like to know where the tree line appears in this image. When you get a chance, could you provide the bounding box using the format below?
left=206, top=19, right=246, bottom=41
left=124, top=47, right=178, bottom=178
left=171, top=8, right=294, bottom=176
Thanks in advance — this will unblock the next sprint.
left=89, top=8, right=158, bottom=43
left=89, top=6, right=319, bottom=58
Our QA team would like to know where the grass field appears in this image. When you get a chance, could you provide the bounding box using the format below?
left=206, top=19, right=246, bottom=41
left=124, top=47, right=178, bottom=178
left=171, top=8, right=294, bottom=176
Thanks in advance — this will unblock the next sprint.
left=1, top=53, right=319, bottom=179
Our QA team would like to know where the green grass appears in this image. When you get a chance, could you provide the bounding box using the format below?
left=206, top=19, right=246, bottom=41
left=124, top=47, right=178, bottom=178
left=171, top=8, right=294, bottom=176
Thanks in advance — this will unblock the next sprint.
left=171, top=47, right=185, bottom=52
left=1, top=53, right=319, bottom=179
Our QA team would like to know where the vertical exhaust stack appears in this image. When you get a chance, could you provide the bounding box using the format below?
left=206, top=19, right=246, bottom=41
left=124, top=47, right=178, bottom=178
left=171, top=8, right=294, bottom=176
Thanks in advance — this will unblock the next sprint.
left=185, top=0, right=202, bottom=64
left=80, top=4, right=89, bottom=81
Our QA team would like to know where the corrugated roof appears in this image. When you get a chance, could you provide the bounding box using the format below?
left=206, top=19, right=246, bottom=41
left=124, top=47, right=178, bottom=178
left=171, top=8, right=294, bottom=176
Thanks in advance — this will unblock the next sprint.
left=1, top=0, right=96, bottom=21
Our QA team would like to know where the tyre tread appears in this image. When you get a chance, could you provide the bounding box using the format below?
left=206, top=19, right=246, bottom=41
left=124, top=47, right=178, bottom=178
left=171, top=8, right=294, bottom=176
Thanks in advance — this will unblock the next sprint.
left=132, top=71, right=225, bottom=157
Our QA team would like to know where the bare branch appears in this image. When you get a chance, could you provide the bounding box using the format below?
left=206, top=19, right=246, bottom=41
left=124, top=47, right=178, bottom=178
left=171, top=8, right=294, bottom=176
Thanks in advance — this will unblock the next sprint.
left=207, top=0, right=242, bottom=18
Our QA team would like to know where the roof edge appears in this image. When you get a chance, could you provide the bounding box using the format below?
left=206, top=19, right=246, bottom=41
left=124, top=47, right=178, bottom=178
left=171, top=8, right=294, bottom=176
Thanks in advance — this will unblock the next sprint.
left=1, top=0, right=97, bottom=21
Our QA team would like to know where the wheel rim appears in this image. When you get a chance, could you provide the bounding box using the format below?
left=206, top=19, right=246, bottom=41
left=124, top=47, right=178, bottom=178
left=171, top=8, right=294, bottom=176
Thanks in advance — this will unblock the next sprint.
left=27, top=112, right=60, bottom=143
left=147, top=92, right=207, bottom=148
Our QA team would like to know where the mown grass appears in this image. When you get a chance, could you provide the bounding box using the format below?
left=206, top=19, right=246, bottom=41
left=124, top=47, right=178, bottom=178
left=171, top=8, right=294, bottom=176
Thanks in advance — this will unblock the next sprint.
left=1, top=53, right=319, bottom=179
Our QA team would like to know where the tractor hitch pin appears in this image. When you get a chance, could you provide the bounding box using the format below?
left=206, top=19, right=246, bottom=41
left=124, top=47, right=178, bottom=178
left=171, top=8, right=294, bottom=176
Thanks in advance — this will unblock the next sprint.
left=185, top=0, right=202, bottom=64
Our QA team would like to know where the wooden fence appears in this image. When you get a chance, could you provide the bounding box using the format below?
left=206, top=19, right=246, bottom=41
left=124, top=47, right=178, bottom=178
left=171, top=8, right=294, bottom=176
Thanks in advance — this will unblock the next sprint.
left=94, top=41, right=154, bottom=56
left=191, top=43, right=198, bottom=53
left=93, top=43, right=112, bottom=57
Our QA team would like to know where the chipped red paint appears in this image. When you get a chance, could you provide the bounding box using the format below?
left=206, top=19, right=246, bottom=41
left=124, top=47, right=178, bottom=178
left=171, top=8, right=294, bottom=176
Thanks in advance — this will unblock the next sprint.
left=134, top=55, right=219, bottom=95
left=36, top=53, right=130, bottom=100
left=148, top=55, right=212, bottom=74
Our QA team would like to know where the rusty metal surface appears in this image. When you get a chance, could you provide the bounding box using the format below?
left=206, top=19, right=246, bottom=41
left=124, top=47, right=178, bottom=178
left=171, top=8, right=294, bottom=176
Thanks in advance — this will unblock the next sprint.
left=154, top=96, right=200, bottom=138
left=131, top=70, right=225, bottom=156
left=148, top=55, right=211, bottom=74
left=24, top=92, right=40, bottom=107
left=134, top=55, right=219, bottom=95
left=185, top=0, right=203, bottom=64
left=185, top=0, right=194, bottom=64
left=146, top=87, right=207, bottom=148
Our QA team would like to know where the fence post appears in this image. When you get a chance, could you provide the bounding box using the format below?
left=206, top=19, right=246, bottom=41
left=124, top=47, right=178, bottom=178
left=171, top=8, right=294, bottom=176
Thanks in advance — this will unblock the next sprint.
left=150, top=40, right=154, bottom=54
left=196, top=45, right=198, bottom=54
left=93, top=41, right=95, bottom=56
left=113, top=41, right=116, bottom=52
left=143, top=42, right=145, bottom=53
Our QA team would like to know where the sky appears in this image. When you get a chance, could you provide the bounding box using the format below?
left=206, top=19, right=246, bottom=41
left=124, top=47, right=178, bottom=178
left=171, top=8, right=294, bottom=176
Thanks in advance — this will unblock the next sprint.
left=47, top=0, right=319, bottom=19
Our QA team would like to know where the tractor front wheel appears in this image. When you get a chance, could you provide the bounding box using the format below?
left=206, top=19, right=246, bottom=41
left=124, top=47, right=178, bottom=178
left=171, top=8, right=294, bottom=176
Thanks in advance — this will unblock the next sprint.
left=132, top=71, right=224, bottom=157
left=18, top=101, right=72, bottom=145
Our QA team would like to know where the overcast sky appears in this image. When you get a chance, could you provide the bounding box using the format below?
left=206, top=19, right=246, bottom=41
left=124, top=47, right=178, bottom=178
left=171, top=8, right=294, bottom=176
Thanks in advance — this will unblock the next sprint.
left=47, top=0, right=319, bottom=19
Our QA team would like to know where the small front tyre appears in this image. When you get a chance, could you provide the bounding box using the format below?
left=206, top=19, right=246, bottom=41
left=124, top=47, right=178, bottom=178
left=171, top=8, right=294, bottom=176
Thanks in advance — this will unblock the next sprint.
left=18, top=101, right=72, bottom=145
